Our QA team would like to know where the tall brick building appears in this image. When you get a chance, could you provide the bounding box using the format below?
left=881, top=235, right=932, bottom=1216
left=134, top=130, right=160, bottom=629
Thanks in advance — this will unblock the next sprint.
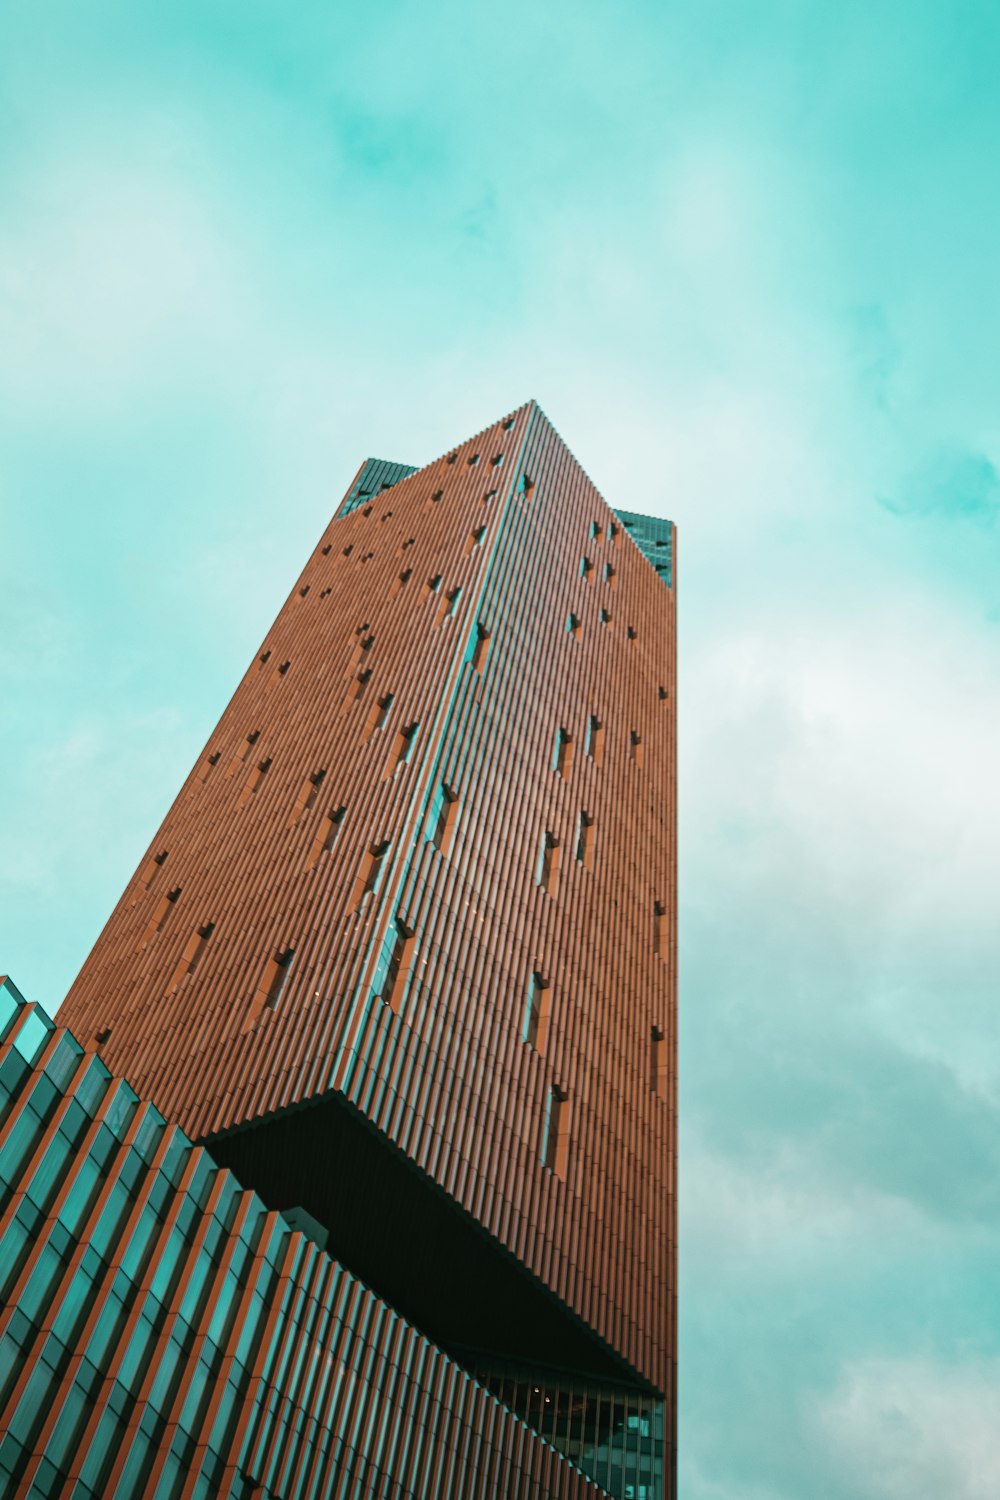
left=0, top=401, right=676, bottom=1498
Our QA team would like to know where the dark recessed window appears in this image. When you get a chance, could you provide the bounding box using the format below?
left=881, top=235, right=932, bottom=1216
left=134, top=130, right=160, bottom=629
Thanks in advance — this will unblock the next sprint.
left=537, top=832, right=559, bottom=894
left=378, top=918, right=415, bottom=1010
left=522, top=970, right=549, bottom=1049
left=353, top=840, right=390, bottom=905
left=654, top=899, right=668, bottom=956
left=368, top=693, right=394, bottom=735
left=427, top=783, right=458, bottom=853
left=169, top=922, right=214, bottom=992
left=238, top=758, right=271, bottom=807
left=585, top=714, right=603, bottom=763
left=566, top=612, right=580, bottom=639
left=289, top=769, right=326, bottom=826
left=553, top=727, right=572, bottom=777
left=469, top=623, right=490, bottom=673
left=542, top=1085, right=569, bottom=1175
left=306, top=804, right=346, bottom=869
left=651, top=1024, right=667, bottom=1097
left=575, top=811, right=594, bottom=867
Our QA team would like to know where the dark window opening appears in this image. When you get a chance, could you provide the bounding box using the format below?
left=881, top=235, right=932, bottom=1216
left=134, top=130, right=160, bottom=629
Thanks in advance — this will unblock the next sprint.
left=537, top=832, right=559, bottom=894
left=470, top=623, right=490, bottom=673
left=378, top=918, right=416, bottom=1010
left=654, top=900, right=668, bottom=957
left=238, top=758, right=272, bottom=807
left=169, top=922, right=214, bottom=992
left=367, top=693, right=394, bottom=735
left=522, top=971, right=549, bottom=1050
left=566, top=612, right=580, bottom=639
left=306, top=804, right=346, bottom=869
left=584, top=715, right=603, bottom=763
left=352, top=840, right=390, bottom=906
left=542, top=1086, right=570, bottom=1176
left=575, top=811, right=594, bottom=868
left=553, top=727, right=572, bottom=777
left=427, top=784, right=458, bottom=853
left=651, top=1025, right=667, bottom=1098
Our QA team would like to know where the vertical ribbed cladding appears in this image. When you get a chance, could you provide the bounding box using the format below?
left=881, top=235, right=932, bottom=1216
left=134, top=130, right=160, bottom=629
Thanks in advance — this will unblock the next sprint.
left=0, top=981, right=612, bottom=1498
left=56, top=399, right=676, bottom=1489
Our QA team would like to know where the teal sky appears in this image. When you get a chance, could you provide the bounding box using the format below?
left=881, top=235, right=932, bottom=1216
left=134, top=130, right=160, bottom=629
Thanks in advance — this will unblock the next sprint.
left=3, top=3, right=999, bottom=1495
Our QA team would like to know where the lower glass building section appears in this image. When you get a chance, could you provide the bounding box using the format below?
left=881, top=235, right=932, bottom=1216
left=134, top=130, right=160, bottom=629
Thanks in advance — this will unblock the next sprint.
left=470, top=1364, right=664, bottom=1500
left=0, top=979, right=614, bottom=1499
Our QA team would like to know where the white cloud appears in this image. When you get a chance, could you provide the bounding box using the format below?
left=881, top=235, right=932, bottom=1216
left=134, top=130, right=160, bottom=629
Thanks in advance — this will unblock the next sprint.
left=815, top=1356, right=1000, bottom=1500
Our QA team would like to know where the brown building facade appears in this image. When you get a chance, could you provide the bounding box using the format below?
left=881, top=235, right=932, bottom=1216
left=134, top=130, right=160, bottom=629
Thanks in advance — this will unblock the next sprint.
left=50, top=400, right=677, bottom=1497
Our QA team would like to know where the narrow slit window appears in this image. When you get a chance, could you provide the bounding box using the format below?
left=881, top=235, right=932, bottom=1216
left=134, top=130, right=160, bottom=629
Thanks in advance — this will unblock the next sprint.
left=140, top=887, right=181, bottom=948
left=654, top=899, right=669, bottom=956
left=289, top=769, right=326, bottom=826
left=609, top=521, right=619, bottom=543
left=522, top=970, right=550, bottom=1050
left=575, top=811, right=594, bottom=867
left=627, top=625, right=637, bottom=641
left=502, top=417, right=515, bottom=430
left=306, top=804, right=346, bottom=869
left=342, top=543, right=354, bottom=557
left=259, top=650, right=271, bottom=666
left=566, top=612, right=580, bottom=639
left=490, top=452, right=504, bottom=466
left=580, top=556, right=593, bottom=581
left=651, top=1025, right=668, bottom=1098
left=467, top=452, right=481, bottom=467
left=469, top=623, right=490, bottom=673
left=427, top=783, right=458, bottom=853
left=390, top=568, right=412, bottom=598
left=169, top=922, right=214, bottom=992
left=465, top=525, right=487, bottom=555
left=584, top=714, right=604, bottom=763
left=553, top=728, right=573, bottom=778
left=422, top=573, right=443, bottom=602
left=604, top=564, right=616, bottom=588
left=542, top=1086, right=570, bottom=1176
left=195, top=750, right=221, bottom=785
left=537, top=832, right=560, bottom=894
left=344, top=668, right=372, bottom=709
left=321, top=543, right=332, bottom=555
left=351, top=840, right=390, bottom=906
left=589, top=521, right=602, bottom=541
left=437, top=587, right=461, bottom=624
left=226, top=731, right=260, bottom=779
left=134, top=849, right=168, bottom=901
left=387, top=721, right=419, bottom=775
left=630, top=730, right=644, bottom=768
left=245, top=946, right=295, bottom=1030
left=446, top=452, right=458, bottom=464
left=238, top=758, right=272, bottom=807
left=600, top=608, right=611, bottom=627
left=518, top=474, right=535, bottom=501
left=377, top=917, right=416, bottom=1011
left=366, top=692, right=394, bottom=736
left=659, top=685, right=669, bottom=701
left=299, top=585, right=309, bottom=598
